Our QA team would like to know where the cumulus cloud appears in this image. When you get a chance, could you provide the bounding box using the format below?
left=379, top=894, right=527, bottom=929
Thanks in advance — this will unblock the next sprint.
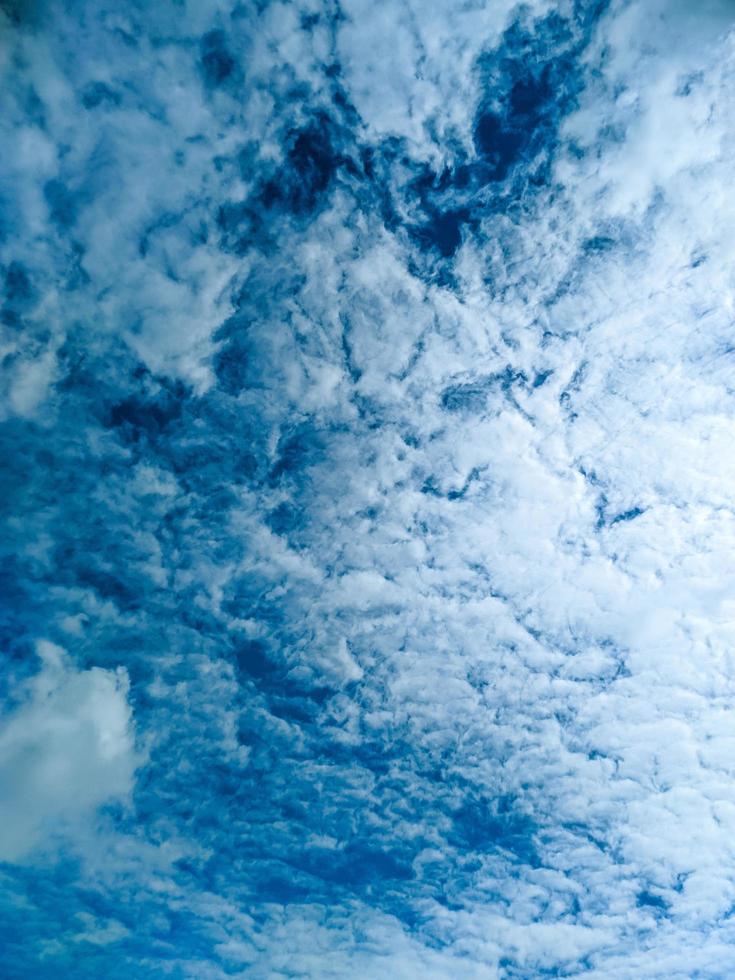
left=0, top=641, right=139, bottom=862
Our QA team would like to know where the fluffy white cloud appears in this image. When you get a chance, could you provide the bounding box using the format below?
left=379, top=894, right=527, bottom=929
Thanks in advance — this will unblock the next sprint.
left=0, top=641, right=139, bottom=862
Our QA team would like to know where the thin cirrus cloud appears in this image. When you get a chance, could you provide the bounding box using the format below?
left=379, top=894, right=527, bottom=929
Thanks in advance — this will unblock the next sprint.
left=2, top=0, right=735, bottom=977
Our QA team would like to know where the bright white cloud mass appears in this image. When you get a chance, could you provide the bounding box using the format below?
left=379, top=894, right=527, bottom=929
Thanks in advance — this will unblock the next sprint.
left=2, top=0, right=735, bottom=977
left=0, top=640, right=138, bottom=863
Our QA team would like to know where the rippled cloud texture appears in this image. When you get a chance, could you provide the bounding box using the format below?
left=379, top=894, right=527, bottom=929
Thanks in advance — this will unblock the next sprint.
left=3, top=0, right=735, bottom=976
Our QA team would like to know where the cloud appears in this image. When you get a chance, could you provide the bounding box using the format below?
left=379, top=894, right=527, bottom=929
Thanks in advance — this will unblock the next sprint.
left=3, top=0, right=735, bottom=976
left=0, top=640, right=139, bottom=862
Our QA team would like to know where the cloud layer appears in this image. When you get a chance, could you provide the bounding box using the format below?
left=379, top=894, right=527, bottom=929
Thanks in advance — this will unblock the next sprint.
left=3, top=0, right=735, bottom=976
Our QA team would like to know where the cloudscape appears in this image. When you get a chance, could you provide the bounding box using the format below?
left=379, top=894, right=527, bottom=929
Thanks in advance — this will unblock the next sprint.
left=3, top=1, right=735, bottom=976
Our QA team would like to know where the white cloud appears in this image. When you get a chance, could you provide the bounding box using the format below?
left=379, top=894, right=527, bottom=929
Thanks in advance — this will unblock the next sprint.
left=0, top=641, right=140, bottom=862
left=72, top=912, right=131, bottom=946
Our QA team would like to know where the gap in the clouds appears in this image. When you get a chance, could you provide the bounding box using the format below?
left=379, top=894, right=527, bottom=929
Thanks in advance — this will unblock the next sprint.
left=0, top=587, right=40, bottom=703
left=2, top=260, right=38, bottom=328
left=260, top=113, right=341, bottom=217
left=636, top=889, right=670, bottom=915
left=450, top=795, right=540, bottom=868
left=268, top=422, right=327, bottom=485
left=440, top=367, right=528, bottom=417
left=199, top=29, right=237, bottom=89
left=44, top=178, right=79, bottom=231
left=106, top=383, right=187, bottom=447
left=472, top=11, right=585, bottom=189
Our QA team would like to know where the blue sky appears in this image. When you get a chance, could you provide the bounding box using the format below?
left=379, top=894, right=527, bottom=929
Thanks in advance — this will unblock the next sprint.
left=3, top=0, right=735, bottom=976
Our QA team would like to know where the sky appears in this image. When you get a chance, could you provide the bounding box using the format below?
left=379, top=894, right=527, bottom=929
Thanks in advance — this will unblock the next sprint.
left=2, top=0, right=735, bottom=976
